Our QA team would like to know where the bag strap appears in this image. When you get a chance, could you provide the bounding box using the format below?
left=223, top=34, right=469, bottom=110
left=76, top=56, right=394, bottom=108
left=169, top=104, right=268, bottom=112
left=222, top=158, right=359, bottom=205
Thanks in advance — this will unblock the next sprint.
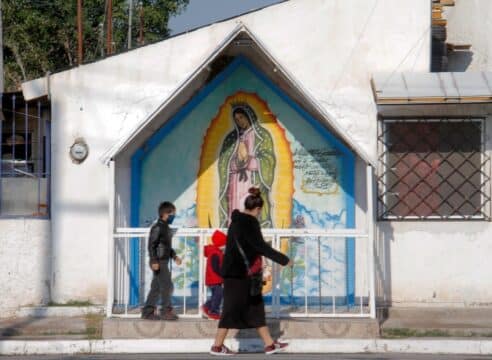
left=232, top=232, right=252, bottom=276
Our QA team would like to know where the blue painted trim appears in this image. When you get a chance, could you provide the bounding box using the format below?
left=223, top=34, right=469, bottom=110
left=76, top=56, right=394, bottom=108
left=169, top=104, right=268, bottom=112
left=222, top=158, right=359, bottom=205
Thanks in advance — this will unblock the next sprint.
left=129, top=149, right=144, bottom=305
left=129, top=55, right=357, bottom=305
left=131, top=149, right=144, bottom=227
left=344, top=155, right=356, bottom=306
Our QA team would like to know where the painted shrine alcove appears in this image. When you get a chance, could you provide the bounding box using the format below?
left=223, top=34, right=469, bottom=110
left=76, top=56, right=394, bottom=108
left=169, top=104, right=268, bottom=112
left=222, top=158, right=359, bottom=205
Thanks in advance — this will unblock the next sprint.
left=129, top=56, right=356, bottom=308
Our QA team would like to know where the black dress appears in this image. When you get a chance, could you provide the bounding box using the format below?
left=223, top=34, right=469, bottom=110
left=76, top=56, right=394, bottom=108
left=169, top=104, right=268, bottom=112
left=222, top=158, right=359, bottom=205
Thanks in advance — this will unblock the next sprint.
left=218, top=210, right=289, bottom=329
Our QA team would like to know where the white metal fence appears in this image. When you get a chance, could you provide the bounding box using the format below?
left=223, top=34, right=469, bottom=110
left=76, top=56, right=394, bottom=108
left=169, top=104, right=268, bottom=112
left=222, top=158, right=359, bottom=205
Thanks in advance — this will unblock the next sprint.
left=108, top=227, right=375, bottom=319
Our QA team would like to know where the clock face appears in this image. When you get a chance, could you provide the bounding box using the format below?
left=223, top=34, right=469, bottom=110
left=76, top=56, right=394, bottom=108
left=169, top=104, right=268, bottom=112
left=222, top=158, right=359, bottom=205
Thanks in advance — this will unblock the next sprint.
left=70, top=142, right=88, bottom=162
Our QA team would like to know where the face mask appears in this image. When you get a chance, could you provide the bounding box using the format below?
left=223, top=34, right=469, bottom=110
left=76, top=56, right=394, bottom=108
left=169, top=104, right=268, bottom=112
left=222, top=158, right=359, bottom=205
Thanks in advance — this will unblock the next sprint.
left=167, top=214, right=175, bottom=224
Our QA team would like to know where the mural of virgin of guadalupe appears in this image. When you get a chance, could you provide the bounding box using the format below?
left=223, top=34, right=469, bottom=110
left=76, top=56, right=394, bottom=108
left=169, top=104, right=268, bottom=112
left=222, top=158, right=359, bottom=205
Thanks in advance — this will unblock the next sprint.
left=218, top=104, right=276, bottom=227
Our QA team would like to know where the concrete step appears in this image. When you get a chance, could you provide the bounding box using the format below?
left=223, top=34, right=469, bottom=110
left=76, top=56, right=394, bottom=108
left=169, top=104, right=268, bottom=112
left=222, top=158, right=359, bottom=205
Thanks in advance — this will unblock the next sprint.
left=386, top=307, right=492, bottom=319
left=381, top=307, right=492, bottom=337
left=103, top=317, right=380, bottom=339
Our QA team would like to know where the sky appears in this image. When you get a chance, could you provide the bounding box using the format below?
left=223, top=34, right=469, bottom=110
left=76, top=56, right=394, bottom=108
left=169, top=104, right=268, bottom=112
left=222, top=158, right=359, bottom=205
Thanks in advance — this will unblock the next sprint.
left=168, top=0, right=284, bottom=35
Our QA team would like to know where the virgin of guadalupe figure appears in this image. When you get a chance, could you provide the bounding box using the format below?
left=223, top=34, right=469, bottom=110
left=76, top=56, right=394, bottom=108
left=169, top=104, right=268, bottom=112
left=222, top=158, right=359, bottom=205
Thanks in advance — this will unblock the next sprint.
left=218, top=103, right=276, bottom=227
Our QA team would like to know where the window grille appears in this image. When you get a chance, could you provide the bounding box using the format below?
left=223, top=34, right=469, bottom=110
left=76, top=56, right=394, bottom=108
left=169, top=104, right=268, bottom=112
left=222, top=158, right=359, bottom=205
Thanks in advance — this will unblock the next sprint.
left=377, top=118, right=490, bottom=220
left=0, top=93, right=51, bottom=217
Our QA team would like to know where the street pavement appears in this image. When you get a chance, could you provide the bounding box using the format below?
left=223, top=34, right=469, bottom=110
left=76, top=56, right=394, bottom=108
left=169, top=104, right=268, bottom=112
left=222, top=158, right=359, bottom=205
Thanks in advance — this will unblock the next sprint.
left=3, top=354, right=492, bottom=360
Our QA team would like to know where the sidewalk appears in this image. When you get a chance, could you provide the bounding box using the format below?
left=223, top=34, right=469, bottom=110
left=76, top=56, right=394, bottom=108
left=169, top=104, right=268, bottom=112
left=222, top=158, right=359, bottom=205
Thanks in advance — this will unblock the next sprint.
left=1, top=306, right=492, bottom=355
left=1, top=338, right=492, bottom=355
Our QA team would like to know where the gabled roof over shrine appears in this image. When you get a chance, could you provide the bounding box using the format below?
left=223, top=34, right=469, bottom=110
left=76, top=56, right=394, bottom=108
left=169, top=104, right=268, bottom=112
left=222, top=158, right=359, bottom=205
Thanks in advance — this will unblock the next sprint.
left=99, top=25, right=374, bottom=166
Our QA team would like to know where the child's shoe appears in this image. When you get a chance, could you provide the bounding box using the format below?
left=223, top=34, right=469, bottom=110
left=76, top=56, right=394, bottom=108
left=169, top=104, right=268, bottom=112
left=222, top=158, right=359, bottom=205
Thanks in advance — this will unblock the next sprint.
left=202, top=305, right=210, bottom=318
left=141, top=313, right=161, bottom=321
left=207, top=312, right=221, bottom=320
left=161, top=308, right=178, bottom=321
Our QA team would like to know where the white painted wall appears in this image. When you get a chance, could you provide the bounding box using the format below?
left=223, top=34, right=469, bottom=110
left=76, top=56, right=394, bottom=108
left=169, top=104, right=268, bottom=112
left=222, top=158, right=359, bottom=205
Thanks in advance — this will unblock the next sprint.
left=444, top=0, right=492, bottom=71
left=0, top=220, right=51, bottom=316
left=378, top=221, right=492, bottom=307
left=21, top=0, right=430, bottom=304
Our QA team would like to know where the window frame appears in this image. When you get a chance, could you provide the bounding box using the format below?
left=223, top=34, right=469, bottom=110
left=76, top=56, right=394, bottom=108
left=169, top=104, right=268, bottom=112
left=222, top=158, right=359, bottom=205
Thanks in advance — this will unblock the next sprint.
left=0, top=93, right=51, bottom=219
left=377, top=116, right=490, bottom=221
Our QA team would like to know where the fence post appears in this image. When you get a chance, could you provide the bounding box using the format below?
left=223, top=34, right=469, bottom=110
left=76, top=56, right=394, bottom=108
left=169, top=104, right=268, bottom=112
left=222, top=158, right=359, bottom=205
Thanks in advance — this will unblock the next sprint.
left=183, top=235, right=187, bottom=314
left=106, top=160, right=116, bottom=317
left=275, top=234, right=280, bottom=319
left=304, top=234, right=308, bottom=316
left=198, top=231, right=205, bottom=317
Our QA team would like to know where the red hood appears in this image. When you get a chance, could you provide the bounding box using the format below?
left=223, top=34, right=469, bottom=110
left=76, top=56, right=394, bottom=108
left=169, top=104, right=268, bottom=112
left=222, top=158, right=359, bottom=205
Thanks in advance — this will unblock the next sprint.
left=204, top=244, right=222, bottom=257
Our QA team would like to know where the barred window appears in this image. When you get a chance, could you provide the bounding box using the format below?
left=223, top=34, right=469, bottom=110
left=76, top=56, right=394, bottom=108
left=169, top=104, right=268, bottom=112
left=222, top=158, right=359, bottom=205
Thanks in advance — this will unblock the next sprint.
left=378, top=118, right=490, bottom=220
left=0, top=93, right=51, bottom=217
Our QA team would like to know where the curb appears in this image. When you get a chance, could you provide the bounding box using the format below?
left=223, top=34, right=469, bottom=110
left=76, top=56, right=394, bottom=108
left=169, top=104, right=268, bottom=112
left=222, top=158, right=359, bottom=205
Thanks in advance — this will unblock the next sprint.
left=1, top=338, right=492, bottom=355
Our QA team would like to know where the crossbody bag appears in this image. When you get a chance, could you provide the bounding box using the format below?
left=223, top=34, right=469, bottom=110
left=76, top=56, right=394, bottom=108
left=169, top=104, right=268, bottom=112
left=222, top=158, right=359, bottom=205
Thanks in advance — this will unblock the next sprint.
left=233, top=234, right=264, bottom=297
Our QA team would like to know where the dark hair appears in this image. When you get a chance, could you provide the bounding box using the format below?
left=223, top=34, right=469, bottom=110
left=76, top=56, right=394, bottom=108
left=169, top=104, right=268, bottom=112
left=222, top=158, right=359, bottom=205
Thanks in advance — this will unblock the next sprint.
left=232, top=108, right=251, bottom=123
left=158, top=201, right=176, bottom=217
left=244, top=187, right=264, bottom=210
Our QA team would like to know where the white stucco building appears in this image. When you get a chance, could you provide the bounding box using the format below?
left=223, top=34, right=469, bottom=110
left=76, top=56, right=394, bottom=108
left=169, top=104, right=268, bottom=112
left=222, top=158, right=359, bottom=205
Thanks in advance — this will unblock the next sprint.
left=1, top=0, right=491, bottom=317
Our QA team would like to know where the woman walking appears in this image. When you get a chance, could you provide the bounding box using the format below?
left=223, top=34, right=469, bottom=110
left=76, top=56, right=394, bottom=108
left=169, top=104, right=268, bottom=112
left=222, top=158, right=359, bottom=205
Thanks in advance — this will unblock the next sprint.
left=210, top=187, right=292, bottom=356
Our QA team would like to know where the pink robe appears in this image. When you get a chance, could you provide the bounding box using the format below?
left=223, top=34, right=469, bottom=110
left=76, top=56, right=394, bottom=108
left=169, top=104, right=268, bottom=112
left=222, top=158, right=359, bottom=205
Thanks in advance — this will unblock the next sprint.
left=227, top=127, right=259, bottom=218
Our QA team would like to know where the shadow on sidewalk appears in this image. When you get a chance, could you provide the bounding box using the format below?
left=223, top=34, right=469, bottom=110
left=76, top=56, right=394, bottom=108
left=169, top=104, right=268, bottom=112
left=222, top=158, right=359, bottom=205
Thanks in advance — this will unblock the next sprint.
left=233, top=320, right=284, bottom=352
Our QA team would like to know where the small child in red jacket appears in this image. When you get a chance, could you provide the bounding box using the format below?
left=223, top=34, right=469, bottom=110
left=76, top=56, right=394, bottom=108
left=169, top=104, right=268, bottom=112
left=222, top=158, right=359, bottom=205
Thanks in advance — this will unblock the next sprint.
left=202, top=230, right=227, bottom=320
